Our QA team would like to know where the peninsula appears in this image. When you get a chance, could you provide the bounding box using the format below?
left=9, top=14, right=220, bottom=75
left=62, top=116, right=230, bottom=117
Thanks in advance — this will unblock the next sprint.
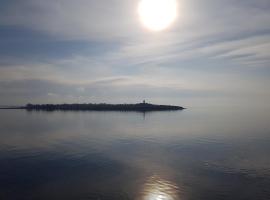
left=14, top=101, right=185, bottom=112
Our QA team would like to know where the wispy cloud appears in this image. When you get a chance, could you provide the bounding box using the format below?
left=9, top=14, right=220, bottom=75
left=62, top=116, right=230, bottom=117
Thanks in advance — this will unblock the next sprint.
left=0, top=0, right=270, bottom=105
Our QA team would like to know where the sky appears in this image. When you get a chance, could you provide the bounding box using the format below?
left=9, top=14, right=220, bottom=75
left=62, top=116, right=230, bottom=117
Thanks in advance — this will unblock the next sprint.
left=0, top=0, right=270, bottom=107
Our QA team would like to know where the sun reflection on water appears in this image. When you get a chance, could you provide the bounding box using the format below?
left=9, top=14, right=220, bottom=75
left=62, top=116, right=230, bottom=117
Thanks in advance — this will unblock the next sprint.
left=139, top=175, right=180, bottom=200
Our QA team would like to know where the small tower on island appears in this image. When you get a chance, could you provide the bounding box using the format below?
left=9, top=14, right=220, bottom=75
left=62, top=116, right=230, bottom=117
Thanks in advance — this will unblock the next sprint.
left=143, top=100, right=146, bottom=104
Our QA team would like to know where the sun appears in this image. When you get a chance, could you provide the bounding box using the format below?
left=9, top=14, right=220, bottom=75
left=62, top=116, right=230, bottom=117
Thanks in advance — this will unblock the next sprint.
left=138, top=0, right=177, bottom=31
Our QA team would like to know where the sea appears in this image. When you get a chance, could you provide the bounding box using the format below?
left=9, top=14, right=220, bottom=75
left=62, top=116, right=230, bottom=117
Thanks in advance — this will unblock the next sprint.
left=0, top=105, right=270, bottom=199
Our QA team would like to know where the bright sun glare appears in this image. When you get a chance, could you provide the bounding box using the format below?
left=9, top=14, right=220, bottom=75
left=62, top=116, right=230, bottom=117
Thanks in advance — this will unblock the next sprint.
left=138, top=0, right=177, bottom=31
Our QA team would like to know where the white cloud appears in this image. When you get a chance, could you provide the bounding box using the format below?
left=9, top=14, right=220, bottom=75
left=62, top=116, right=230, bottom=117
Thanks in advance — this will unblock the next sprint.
left=0, top=0, right=270, bottom=105
left=1, top=0, right=270, bottom=68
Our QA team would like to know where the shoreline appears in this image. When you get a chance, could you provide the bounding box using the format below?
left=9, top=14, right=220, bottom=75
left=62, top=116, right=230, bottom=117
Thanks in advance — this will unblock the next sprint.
left=0, top=103, right=185, bottom=112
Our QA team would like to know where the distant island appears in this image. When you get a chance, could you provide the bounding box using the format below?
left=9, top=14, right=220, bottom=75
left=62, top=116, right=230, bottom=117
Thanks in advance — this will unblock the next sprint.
left=1, top=101, right=185, bottom=112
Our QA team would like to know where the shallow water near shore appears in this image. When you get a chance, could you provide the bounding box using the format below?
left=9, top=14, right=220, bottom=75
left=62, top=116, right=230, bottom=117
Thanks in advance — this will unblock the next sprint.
left=0, top=106, right=270, bottom=200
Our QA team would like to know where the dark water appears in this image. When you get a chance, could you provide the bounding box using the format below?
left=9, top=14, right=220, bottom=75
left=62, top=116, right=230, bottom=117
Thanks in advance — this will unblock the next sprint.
left=0, top=106, right=270, bottom=200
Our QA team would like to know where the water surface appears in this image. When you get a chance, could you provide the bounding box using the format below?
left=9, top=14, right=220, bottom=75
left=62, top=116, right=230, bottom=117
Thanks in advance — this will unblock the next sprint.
left=0, top=106, right=270, bottom=199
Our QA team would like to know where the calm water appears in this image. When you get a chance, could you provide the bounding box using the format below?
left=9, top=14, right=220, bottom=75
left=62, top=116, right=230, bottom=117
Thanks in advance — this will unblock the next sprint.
left=0, top=106, right=270, bottom=200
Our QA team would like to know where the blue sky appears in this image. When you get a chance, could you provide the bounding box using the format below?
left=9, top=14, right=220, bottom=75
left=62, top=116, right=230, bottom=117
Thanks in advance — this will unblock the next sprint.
left=0, top=0, right=270, bottom=106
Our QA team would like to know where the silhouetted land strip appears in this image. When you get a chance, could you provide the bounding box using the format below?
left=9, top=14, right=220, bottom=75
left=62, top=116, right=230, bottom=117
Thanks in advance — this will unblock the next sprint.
left=0, top=106, right=25, bottom=109
left=21, top=103, right=185, bottom=112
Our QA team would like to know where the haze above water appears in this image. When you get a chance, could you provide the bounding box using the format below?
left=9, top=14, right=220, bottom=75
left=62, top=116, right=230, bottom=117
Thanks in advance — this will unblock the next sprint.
left=0, top=105, right=270, bottom=200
